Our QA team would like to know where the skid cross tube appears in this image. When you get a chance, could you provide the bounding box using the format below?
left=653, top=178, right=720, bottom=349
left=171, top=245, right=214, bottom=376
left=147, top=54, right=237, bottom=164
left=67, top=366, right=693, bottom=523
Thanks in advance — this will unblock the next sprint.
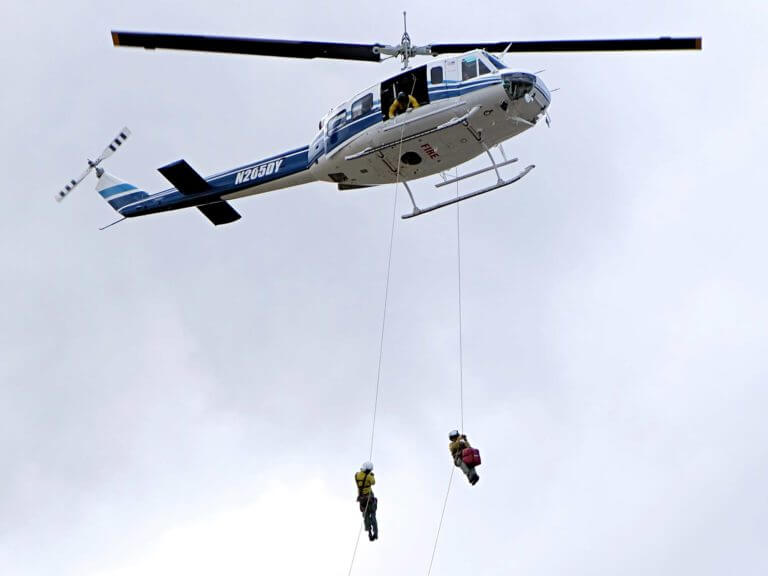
left=435, top=157, right=519, bottom=188
left=402, top=165, right=535, bottom=219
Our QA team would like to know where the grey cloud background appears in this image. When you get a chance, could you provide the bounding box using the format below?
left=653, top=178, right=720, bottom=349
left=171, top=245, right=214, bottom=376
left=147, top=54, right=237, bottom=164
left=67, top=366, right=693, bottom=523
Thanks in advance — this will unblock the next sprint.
left=1, top=1, right=766, bottom=574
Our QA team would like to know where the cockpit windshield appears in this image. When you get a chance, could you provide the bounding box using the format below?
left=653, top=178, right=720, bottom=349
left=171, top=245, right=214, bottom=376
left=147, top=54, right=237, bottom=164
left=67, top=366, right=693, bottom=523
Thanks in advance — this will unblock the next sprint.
left=502, top=72, right=537, bottom=100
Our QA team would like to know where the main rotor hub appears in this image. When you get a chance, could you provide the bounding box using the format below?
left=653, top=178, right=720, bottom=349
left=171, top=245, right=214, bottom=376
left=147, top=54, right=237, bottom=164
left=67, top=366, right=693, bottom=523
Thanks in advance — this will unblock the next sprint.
left=375, top=42, right=432, bottom=69
left=372, top=11, right=433, bottom=69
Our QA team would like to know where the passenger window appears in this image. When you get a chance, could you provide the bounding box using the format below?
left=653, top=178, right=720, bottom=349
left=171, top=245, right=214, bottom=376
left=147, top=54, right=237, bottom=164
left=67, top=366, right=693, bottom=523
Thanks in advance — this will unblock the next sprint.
left=327, top=110, right=346, bottom=133
left=430, top=66, right=444, bottom=84
left=478, top=59, right=491, bottom=75
left=351, top=94, right=373, bottom=120
left=461, top=56, right=478, bottom=80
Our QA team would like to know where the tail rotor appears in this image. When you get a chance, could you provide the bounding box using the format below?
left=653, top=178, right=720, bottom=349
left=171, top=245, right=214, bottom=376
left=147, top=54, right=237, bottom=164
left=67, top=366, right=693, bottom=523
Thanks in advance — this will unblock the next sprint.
left=55, top=127, right=131, bottom=202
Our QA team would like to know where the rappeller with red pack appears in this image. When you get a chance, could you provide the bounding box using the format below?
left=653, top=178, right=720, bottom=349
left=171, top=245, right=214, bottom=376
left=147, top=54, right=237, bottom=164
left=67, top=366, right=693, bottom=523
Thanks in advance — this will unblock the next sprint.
left=449, top=430, right=480, bottom=485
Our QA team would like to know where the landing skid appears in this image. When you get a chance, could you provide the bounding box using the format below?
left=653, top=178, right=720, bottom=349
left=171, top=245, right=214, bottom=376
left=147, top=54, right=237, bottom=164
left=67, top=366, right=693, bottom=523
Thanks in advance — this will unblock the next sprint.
left=435, top=157, right=519, bottom=188
left=401, top=164, right=535, bottom=219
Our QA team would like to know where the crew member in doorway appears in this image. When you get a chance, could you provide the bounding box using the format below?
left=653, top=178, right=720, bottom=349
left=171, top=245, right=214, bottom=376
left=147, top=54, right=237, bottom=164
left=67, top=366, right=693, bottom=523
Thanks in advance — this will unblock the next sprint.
left=355, top=461, right=379, bottom=541
left=388, top=91, right=420, bottom=118
left=449, top=430, right=480, bottom=485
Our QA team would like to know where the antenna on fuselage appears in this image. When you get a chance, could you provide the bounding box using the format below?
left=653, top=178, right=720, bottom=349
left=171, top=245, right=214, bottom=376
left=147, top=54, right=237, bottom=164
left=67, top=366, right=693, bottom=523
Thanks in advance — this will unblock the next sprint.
left=500, top=42, right=514, bottom=61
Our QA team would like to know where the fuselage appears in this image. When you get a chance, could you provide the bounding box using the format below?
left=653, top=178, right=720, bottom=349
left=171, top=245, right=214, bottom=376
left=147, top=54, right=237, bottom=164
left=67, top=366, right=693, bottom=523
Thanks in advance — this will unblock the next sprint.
left=117, top=50, right=550, bottom=218
left=307, top=50, right=550, bottom=188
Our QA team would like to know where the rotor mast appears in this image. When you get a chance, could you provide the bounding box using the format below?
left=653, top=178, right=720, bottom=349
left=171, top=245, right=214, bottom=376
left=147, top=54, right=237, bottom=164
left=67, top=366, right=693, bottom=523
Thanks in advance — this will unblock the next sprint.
left=375, top=12, right=433, bottom=69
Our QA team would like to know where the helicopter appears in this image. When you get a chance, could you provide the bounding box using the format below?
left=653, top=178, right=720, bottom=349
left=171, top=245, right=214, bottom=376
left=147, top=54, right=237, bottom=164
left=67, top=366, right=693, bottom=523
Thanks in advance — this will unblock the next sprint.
left=56, top=16, right=701, bottom=227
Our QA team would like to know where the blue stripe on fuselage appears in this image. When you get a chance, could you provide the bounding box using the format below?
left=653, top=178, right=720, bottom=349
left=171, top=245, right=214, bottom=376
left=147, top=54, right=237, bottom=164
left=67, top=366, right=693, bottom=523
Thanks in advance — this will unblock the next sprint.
left=322, top=76, right=502, bottom=156
left=324, top=109, right=381, bottom=156
left=99, top=183, right=135, bottom=199
left=118, top=146, right=310, bottom=217
left=109, top=191, right=149, bottom=210
left=428, top=77, right=502, bottom=102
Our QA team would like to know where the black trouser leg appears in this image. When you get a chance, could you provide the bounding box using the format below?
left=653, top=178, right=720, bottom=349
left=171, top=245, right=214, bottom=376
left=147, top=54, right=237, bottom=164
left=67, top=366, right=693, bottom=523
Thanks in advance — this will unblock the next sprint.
left=369, top=497, right=378, bottom=539
left=360, top=499, right=371, bottom=532
left=360, top=496, right=377, bottom=538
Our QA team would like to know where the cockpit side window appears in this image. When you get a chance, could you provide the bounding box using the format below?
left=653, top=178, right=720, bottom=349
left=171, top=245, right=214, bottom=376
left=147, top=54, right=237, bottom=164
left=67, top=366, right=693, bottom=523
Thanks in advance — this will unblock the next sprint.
left=478, top=59, right=491, bottom=75
left=327, top=110, right=347, bottom=134
left=351, top=93, right=373, bottom=121
left=461, top=55, right=478, bottom=80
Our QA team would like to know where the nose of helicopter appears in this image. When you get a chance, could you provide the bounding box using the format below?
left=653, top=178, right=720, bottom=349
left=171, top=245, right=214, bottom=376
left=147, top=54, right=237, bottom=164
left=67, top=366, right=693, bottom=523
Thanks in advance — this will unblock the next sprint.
left=501, top=71, right=551, bottom=116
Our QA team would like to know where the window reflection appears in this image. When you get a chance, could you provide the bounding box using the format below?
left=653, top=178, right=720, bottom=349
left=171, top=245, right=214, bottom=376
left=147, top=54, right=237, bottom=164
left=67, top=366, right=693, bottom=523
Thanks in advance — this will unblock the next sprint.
left=462, top=56, right=478, bottom=80
left=430, top=66, right=444, bottom=84
left=328, top=110, right=346, bottom=134
left=351, top=93, right=373, bottom=120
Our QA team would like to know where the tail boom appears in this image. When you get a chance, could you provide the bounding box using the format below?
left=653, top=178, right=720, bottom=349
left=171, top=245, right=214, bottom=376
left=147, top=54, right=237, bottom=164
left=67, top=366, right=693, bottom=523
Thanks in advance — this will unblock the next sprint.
left=114, top=145, right=314, bottom=223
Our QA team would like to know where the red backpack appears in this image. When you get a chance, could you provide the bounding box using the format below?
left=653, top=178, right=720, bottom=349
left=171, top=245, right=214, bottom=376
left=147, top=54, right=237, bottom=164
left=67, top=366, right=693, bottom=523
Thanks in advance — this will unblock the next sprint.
left=462, top=447, right=481, bottom=466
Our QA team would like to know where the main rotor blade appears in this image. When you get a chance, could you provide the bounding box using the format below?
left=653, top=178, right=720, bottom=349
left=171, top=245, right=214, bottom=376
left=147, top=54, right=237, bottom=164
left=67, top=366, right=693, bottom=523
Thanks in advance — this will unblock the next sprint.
left=111, top=31, right=382, bottom=62
left=430, top=37, right=702, bottom=54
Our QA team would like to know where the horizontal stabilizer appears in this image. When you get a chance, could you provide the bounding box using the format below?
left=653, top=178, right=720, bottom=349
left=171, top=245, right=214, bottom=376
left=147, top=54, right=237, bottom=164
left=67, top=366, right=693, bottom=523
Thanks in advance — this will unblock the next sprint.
left=197, top=201, right=241, bottom=225
left=158, top=159, right=210, bottom=195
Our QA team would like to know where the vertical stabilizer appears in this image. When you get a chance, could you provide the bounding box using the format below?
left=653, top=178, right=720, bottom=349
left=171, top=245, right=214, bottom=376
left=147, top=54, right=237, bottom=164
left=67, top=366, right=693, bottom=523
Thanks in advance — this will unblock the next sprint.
left=95, top=168, right=148, bottom=212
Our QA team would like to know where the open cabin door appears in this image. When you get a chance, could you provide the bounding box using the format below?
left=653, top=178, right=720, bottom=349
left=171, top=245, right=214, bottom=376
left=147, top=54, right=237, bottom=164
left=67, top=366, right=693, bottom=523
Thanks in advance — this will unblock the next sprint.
left=380, top=65, right=429, bottom=121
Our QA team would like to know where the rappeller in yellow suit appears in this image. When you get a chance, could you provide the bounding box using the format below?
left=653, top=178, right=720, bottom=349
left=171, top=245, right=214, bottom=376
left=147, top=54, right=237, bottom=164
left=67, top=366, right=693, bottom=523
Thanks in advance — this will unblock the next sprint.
left=355, top=461, right=379, bottom=541
left=388, top=91, right=420, bottom=118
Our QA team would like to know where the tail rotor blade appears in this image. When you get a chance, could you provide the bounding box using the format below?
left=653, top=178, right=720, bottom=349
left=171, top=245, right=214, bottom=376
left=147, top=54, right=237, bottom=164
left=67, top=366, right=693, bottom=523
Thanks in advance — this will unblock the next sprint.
left=55, top=127, right=131, bottom=202
left=56, top=165, right=92, bottom=202
left=96, top=127, right=131, bottom=163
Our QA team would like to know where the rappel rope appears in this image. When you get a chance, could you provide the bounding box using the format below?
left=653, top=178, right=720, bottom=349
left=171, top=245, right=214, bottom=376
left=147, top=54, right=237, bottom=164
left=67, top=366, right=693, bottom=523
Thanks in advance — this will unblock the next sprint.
left=346, top=522, right=366, bottom=576
left=367, top=170, right=399, bottom=461
left=367, top=116, right=407, bottom=460
left=425, top=168, right=466, bottom=575
left=347, top=121, right=408, bottom=576
left=456, top=169, right=465, bottom=433
left=426, top=466, right=456, bottom=576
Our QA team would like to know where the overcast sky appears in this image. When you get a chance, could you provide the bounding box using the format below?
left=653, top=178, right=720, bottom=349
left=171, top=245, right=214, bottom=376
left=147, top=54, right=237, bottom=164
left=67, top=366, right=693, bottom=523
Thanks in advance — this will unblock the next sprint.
left=1, top=1, right=767, bottom=575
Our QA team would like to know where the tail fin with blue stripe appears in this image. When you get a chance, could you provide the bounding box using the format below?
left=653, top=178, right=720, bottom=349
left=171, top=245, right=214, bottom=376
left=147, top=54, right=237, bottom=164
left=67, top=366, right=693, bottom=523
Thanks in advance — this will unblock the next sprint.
left=95, top=167, right=148, bottom=212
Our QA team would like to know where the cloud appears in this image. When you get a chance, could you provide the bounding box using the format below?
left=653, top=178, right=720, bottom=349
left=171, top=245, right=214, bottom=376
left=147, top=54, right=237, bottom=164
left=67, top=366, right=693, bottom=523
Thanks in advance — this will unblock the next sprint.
left=91, top=477, right=359, bottom=576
